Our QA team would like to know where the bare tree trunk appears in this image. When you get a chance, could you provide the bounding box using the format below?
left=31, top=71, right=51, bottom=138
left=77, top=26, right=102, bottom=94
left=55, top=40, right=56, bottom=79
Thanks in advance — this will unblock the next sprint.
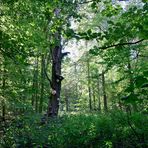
left=102, top=71, right=107, bottom=111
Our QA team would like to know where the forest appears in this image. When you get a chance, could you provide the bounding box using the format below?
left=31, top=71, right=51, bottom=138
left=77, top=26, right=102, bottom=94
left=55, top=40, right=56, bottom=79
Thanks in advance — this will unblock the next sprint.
left=0, top=0, right=148, bottom=147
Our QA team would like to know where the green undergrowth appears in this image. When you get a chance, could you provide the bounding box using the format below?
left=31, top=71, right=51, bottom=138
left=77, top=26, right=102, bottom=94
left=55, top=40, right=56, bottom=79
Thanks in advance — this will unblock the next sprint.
left=1, top=110, right=148, bottom=148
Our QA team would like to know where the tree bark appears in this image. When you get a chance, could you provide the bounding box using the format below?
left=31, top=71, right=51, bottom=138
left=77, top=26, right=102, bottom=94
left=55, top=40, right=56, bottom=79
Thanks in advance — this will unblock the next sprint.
left=46, top=8, right=66, bottom=117
left=47, top=34, right=64, bottom=117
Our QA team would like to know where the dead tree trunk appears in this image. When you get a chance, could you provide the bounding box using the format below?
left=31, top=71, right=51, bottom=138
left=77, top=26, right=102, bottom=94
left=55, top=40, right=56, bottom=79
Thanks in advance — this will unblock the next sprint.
left=46, top=8, right=69, bottom=117
left=47, top=43, right=64, bottom=117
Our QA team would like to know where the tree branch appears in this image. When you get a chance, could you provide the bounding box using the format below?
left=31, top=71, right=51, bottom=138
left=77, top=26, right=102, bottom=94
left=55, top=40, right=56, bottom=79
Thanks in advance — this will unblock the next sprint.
left=43, top=60, right=53, bottom=89
left=99, top=39, right=145, bottom=50
left=78, top=0, right=93, bottom=4
left=61, top=52, right=70, bottom=60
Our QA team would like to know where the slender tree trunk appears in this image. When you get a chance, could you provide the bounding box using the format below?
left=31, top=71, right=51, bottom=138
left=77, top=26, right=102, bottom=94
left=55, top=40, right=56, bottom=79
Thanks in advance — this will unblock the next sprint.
left=32, top=67, right=36, bottom=107
left=39, top=54, right=45, bottom=113
left=74, top=62, right=78, bottom=110
left=97, top=76, right=101, bottom=111
left=102, top=71, right=107, bottom=111
left=35, top=56, right=39, bottom=112
left=2, top=62, right=6, bottom=121
left=92, top=85, right=96, bottom=110
left=87, top=59, right=92, bottom=111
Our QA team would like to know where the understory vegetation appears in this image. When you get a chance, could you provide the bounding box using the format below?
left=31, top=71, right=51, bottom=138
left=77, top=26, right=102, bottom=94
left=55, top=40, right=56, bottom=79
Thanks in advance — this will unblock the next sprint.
left=1, top=111, right=147, bottom=148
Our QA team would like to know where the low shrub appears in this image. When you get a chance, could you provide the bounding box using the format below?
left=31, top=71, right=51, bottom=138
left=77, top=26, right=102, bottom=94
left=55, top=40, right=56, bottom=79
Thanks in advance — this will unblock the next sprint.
left=1, top=111, right=147, bottom=148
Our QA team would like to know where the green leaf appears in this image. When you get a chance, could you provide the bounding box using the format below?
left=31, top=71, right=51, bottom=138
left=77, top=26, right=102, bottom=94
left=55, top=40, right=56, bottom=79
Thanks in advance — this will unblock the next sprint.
left=134, top=76, right=148, bottom=88
left=142, top=0, right=148, bottom=3
left=87, top=29, right=92, bottom=35
left=122, top=93, right=138, bottom=103
left=141, top=83, right=148, bottom=88
left=91, top=2, right=97, bottom=9
left=143, top=70, right=148, bottom=77
left=66, top=29, right=75, bottom=37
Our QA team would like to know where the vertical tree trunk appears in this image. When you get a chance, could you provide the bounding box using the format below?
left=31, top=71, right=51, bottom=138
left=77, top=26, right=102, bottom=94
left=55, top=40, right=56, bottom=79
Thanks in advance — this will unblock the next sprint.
left=31, top=67, right=36, bottom=107
left=92, top=85, right=96, bottom=110
left=97, top=76, right=101, bottom=111
left=46, top=9, right=66, bottom=117
left=74, top=62, right=78, bottom=110
left=47, top=44, right=63, bottom=117
left=39, top=54, right=45, bottom=113
left=87, top=59, right=92, bottom=111
left=2, top=62, right=6, bottom=121
left=102, top=71, right=107, bottom=111
left=35, top=57, right=39, bottom=112
left=31, top=56, right=39, bottom=112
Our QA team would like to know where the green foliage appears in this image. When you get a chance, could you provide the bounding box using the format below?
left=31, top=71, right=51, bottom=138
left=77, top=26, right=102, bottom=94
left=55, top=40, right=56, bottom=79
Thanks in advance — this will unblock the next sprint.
left=1, top=111, right=147, bottom=148
left=0, top=0, right=147, bottom=147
